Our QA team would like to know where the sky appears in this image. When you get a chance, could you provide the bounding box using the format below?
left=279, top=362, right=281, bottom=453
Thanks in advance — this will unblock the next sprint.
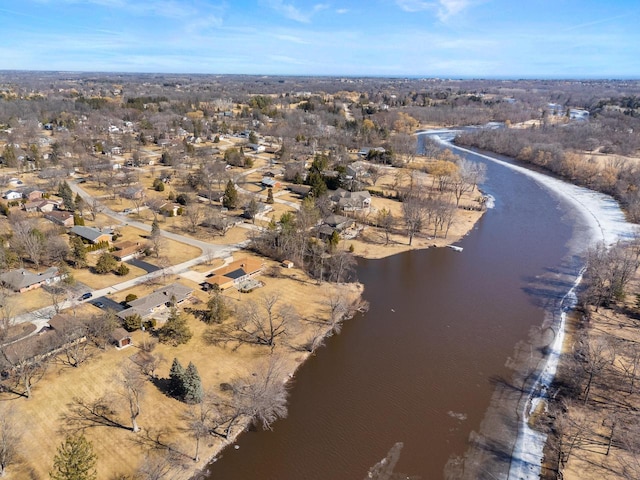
left=0, top=0, right=639, bottom=78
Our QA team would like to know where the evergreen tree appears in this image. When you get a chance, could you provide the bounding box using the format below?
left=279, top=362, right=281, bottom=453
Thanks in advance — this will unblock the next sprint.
left=169, top=358, right=186, bottom=398
left=204, top=291, right=231, bottom=324
left=50, top=434, right=97, bottom=480
left=74, top=193, right=85, bottom=214
left=246, top=198, right=259, bottom=223
left=73, top=213, right=85, bottom=226
left=266, top=187, right=274, bottom=204
left=157, top=307, right=193, bottom=346
left=94, top=252, right=117, bottom=274
left=183, top=362, right=203, bottom=404
left=115, top=263, right=130, bottom=276
left=122, top=314, right=142, bottom=332
left=328, top=230, right=340, bottom=252
left=222, top=179, right=238, bottom=209
left=58, top=182, right=74, bottom=211
left=69, top=235, right=87, bottom=268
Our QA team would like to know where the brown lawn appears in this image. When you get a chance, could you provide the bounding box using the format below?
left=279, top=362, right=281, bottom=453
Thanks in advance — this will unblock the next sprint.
left=3, top=255, right=362, bottom=480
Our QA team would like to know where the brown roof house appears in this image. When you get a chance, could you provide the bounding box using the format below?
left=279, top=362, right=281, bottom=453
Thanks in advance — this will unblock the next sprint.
left=205, top=257, right=264, bottom=291
left=45, top=210, right=75, bottom=227
left=117, top=282, right=193, bottom=321
left=110, top=327, right=132, bottom=348
left=112, top=240, right=143, bottom=261
left=0, top=267, right=64, bottom=293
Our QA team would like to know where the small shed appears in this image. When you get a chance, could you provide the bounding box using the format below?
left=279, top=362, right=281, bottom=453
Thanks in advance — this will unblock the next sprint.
left=111, top=327, right=132, bottom=348
left=282, top=260, right=294, bottom=269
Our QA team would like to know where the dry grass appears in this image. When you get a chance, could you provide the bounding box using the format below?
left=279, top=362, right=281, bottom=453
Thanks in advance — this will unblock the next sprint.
left=3, top=255, right=362, bottom=480
left=553, top=272, right=640, bottom=480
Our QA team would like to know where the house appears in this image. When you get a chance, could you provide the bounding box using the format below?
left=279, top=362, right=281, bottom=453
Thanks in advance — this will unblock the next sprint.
left=48, top=314, right=88, bottom=341
left=45, top=210, right=75, bottom=227
left=345, top=161, right=371, bottom=179
left=119, top=185, right=145, bottom=200
left=159, top=203, right=181, bottom=217
left=70, top=226, right=113, bottom=244
left=112, top=240, right=143, bottom=261
left=316, top=214, right=358, bottom=239
left=282, top=260, right=294, bottom=269
left=247, top=143, right=265, bottom=153
left=197, top=190, right=224, bottom=202
left=358, top=146, right=386, bottom=158
left=261, top=177, right=281, bottom=189
left=205, top=257, right=264, bottom=291
left=24, top=199, right=59, bottom=213
left=242, top=202, right=272, bottom=220
left=117, top=282, right=193, bottom=321
left=2, top=190, right=22, bottom=201
left=110, top=327, right=132, bottom=348
left=0, top=267, right=64, bottom=293
left=329, top=189, right=372, bottom=212
left=287, top=184, right=312, bottom=197
left=37, top=199, right=61, bottom=213
left=25, top=189, right=44, bottom=202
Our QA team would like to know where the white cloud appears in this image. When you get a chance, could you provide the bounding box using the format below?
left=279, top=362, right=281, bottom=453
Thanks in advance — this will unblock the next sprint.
left=336, top=8, right=349, bottom=14
left=395, top=0, right=475, bottom=20
left=273, top=33, right=310, bottom=44
left=261, top=0, right=310, bottom=22
left=261, top=0, right=328, bottom=23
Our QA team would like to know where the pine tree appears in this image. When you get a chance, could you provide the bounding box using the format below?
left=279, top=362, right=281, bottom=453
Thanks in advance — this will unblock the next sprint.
left=158, top=307, right=193, bottom=346
left=74, top=193, right=85, bottom=214
left=169, top=358, right=186, bottom=399
left=204, top=291, right=231, bottom=324
left=222, top=179, right=238, bottom=209
left=266, top=187, right=274, bottom=204
left=58, top=182, right=74, bottom=211
left=69, top=235, right=87, bottom=268
left=94, top=252, right=117, bottom=274
left=50, top=434, right=97, bottom=480
left=183, top=362, right=203, bottom=404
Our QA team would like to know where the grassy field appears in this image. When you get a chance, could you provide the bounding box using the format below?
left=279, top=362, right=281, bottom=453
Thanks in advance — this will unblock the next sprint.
left=3, top=254, right=362, bottom=480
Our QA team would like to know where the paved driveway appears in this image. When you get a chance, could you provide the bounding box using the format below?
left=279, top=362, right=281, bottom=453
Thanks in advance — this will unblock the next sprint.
left=91, top=296, right=125, bottom=312
left=126, top=258, right=161, bottom=273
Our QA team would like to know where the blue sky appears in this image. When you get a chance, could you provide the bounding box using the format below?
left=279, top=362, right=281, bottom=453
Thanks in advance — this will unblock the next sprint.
left=0, top=0, right=638, bottom=78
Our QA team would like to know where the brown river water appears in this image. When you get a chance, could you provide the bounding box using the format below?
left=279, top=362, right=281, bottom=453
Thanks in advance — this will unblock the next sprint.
left=204, top=143, right=591, bottom=479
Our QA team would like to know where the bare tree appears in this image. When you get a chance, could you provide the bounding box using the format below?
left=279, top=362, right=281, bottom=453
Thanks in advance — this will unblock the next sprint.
left=376, top=208, right=395, bottom=245
left=114, top=361, right=146, bottom=433
left=230, top=356, right=289, bottom=431
left=182, top=205, right=203, bottom=233
left=573, top=334, right=615, bottom=405
left=10, top=217, right=46, bottom=268
left=0, top=405, right=21, bottom=477
left=0, top=289, right=14, bottom=341
left=402, top=193, right=427, bottom=246
left=183, top=397, right=215, bottom=462
left=3, top=345, right=49, bottom=399
left=87, top=198, right=103, bottom=221
left=205, top=294, right=298, bottom=349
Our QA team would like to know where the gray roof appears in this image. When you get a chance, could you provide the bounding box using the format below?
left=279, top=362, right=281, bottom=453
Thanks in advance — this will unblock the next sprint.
left=117, top=282, right=192, bottom=320
left=70, top=226, right=112, bottom=242
left=0, top=267, right=60, bottom=291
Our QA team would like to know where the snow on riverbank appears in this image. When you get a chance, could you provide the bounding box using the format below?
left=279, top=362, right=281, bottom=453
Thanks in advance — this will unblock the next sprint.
left=427, top=131, right=638, bottom=479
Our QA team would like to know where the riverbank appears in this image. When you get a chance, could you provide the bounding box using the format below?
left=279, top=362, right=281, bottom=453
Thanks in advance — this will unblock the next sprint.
left=435, top=138, right=637, bottom=480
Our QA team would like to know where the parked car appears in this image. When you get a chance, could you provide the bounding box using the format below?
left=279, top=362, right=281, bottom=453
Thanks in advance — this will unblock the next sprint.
left=93, top=301, right=105, bottom=308
left=79, top=292, right=93, bottom=300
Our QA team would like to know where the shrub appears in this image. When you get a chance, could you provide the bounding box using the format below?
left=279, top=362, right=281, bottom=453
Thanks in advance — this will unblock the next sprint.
left=124, top=293, right=138, bottom=303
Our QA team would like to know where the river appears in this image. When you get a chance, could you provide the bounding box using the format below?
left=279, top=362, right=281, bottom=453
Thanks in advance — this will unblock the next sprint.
left=203, top=134, right=627, bottom=479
